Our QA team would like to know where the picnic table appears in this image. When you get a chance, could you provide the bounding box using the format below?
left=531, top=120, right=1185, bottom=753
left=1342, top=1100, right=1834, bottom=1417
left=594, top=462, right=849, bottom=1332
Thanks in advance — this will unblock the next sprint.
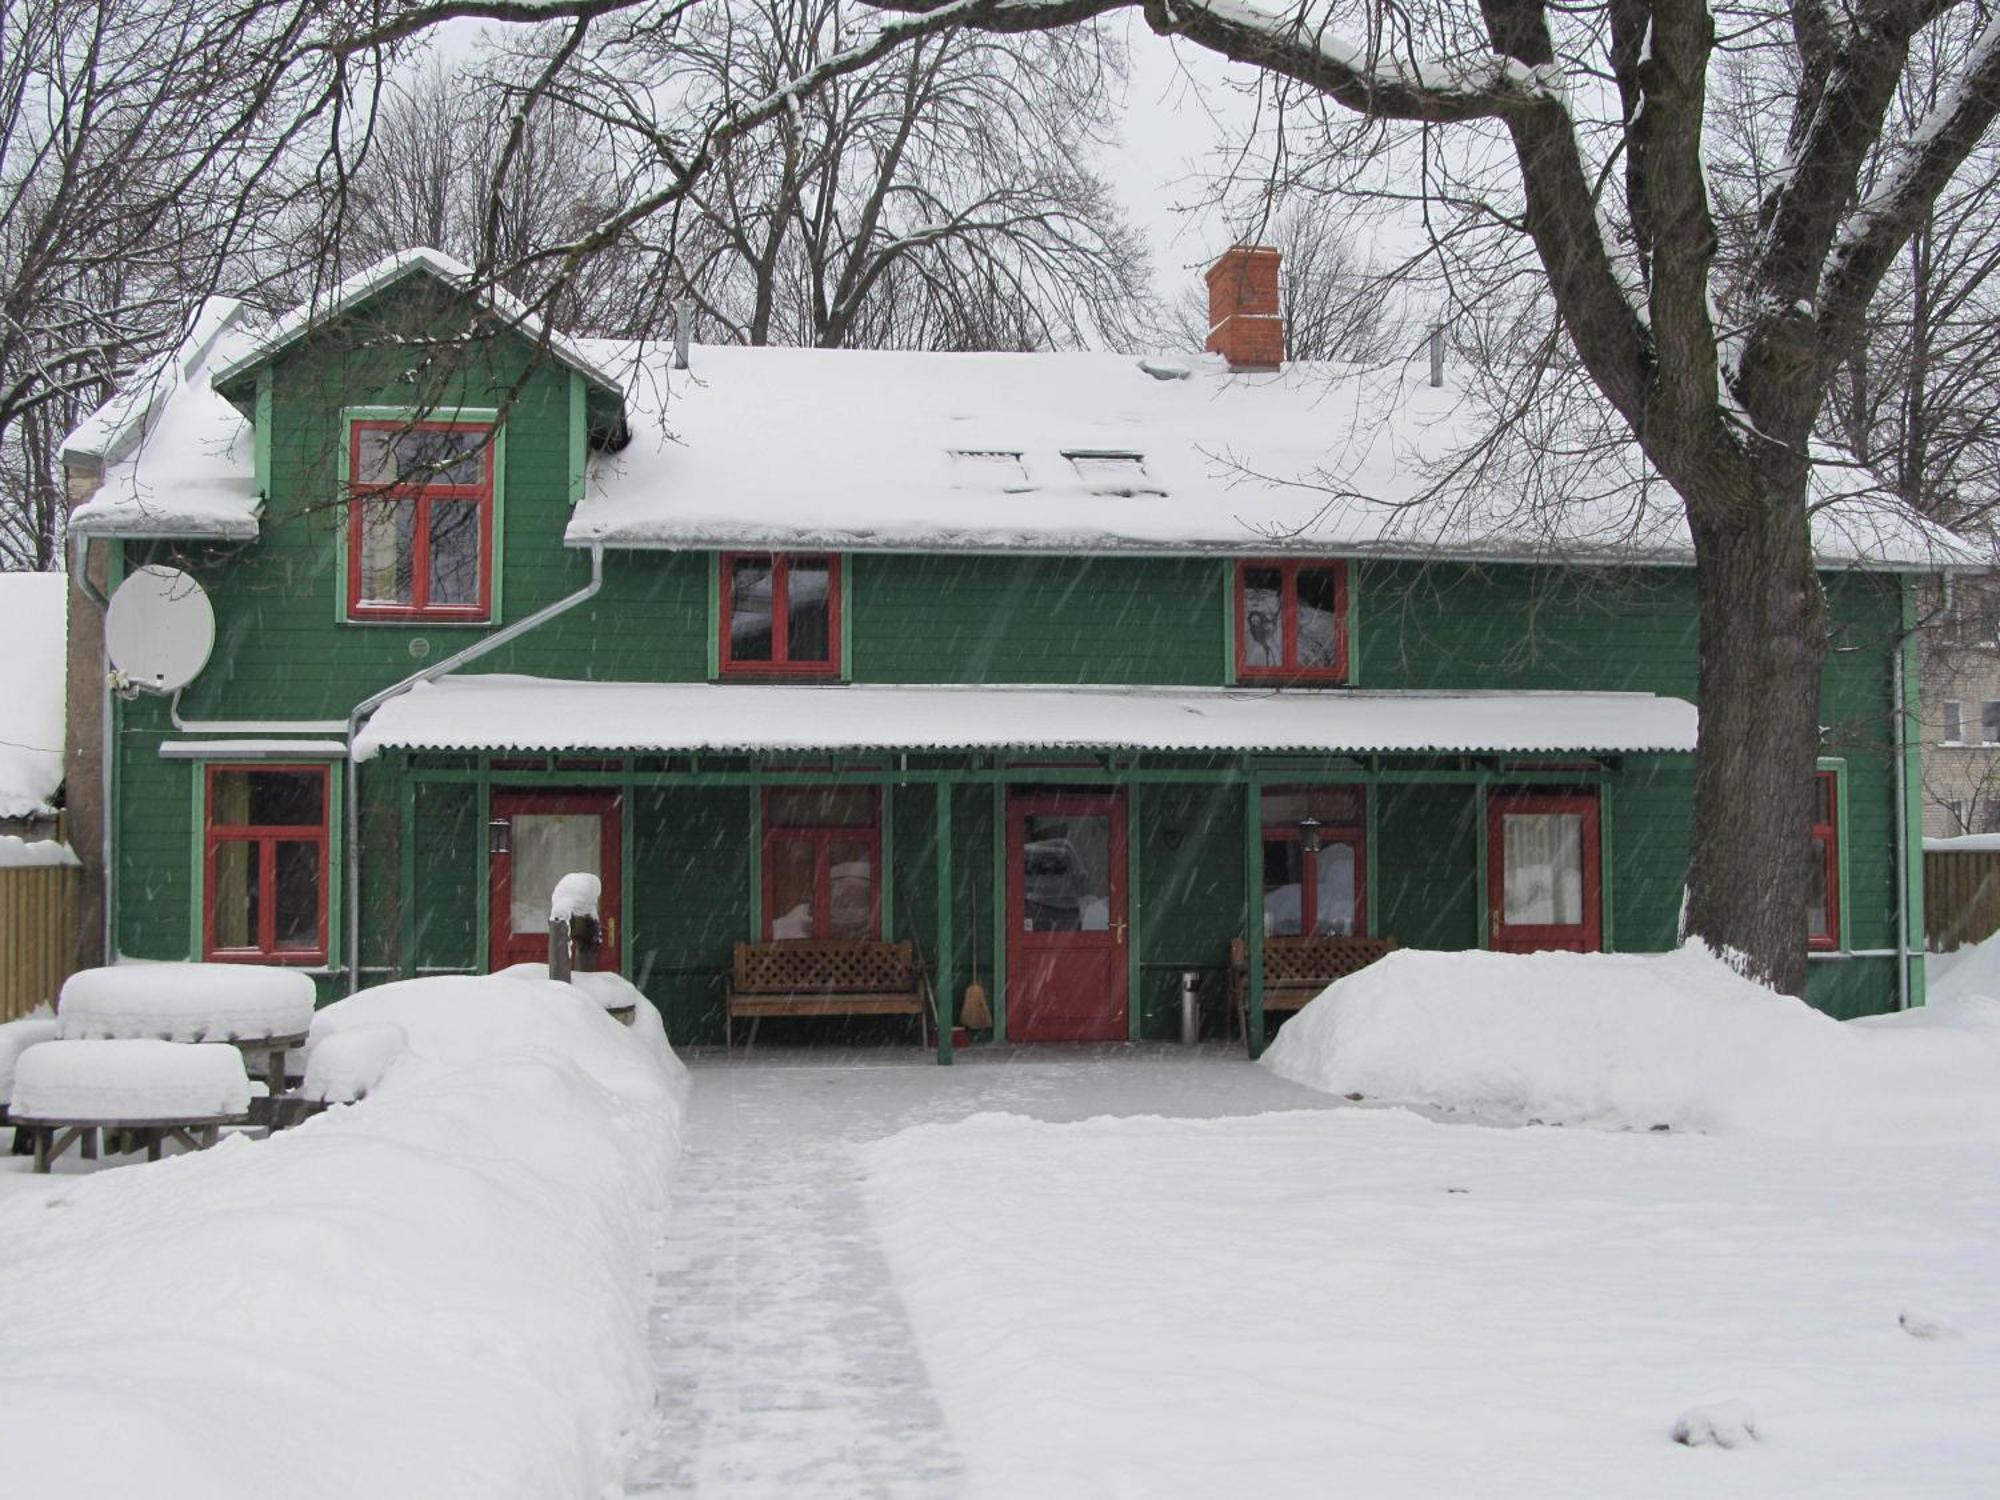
left=7, top=1038, right=254, bottom=1173
left=13, top=1112, right=249, bottom=1172
left=56, top=963, right=316, bottom=1093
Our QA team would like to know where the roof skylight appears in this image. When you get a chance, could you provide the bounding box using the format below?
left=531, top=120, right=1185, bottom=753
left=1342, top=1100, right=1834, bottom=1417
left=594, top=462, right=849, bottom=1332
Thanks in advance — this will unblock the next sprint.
left=1065, top=451, right=1163, bottom=497
left=949, top=449, right=1030, bottom=486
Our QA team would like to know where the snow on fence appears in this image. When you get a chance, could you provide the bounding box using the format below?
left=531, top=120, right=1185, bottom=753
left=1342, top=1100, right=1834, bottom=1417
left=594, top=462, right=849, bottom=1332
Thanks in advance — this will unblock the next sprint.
left=0, top=838, right=78, bottom=1022
left=1924, top=847, right=2000, bottom=950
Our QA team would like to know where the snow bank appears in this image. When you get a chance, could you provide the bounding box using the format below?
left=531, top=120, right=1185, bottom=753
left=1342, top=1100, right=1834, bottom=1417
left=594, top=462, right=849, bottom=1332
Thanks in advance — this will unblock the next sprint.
left=0, top=973, right=686, bottom=1500
left=8, top=1038, right=250, bottom=1121
left=0, top=836, right=78, bottom=869
left=496, top=962, right=646, bottom=1012
left=300, top=1020, right=407, bottom=1103
left=58, top=961, right=317, bottom=1042
left=0, top=1015, right=57, bottom=1105
left=1262, top=945, right=2000, bottom=1140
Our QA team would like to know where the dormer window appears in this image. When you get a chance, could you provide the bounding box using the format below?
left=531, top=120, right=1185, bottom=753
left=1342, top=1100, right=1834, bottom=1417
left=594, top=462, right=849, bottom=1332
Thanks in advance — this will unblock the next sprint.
left=347, top=419, right=495, bottom=622
left=722, top=553, right=842, bottom=678
left=1236, top=559, right=1348, bottom=683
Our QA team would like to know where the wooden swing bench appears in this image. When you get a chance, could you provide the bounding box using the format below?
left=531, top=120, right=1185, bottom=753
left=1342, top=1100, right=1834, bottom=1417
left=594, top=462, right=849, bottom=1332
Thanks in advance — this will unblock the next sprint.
left=725, top=940, right=934, bottom=1048
left=1227, top=933, right=1399, bottom=1040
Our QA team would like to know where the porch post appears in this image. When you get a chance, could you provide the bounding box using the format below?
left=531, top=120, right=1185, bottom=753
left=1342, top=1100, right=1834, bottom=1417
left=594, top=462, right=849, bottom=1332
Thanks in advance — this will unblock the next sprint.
left=397, top=769, right=417, bottom=979
left=935, top=780, right=954, bottom=1064
left=1245, top=780, right=1266, bottom=1058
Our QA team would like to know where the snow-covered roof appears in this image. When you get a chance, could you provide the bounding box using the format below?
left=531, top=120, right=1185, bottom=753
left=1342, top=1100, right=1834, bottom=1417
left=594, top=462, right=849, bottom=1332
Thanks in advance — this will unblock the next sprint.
left=64, top=302, right=262, bottom=541
left=0, top=572, right=68, bottom=821
left=569, top=343, right=1980, bottom=571
left=351, top=675, right=1698, bottom=760
left=207, top=248, right=627, bottom=399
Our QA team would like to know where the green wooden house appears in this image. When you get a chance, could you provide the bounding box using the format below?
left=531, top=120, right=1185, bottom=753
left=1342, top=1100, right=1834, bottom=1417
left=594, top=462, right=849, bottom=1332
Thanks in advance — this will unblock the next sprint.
left=60, top=247, right=1963, bottom=1058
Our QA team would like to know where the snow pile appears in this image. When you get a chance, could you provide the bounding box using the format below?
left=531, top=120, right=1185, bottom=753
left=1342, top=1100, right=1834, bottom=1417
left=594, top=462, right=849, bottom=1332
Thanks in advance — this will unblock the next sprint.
left=0, top=572, right=66, bottom=821
left=0, top=1015, right=58, bottom=1105
left=1671, top=1401, right=1759, bottom=1449
left=496, top=962, right=646, bottom=1013
left=549, top=871, right=601, bottom=922
left=58, top=962, right=317, bottom=1042
left=300, top=1020, right=407, bottom=1103
left=1927, top=928, right=2000, bottom=1004
left=0, top=973, right=687, bottom=1500
left=1924, top=832, right=2000, bottom=852
left=0, top=836, right=79, bottom=869
left=8, top=1039, right=250, bottom=1121
left=1262, top=945, right=2000, bottom=1140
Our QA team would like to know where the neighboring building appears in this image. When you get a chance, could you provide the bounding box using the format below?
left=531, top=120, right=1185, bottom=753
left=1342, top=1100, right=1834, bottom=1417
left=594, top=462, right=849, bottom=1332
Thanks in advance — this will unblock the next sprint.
left=58, top=248, right=1966, bottom=1054
left=0, top=571, right=68, bottom=840
left=1919, top=574, right=2000, bottom=837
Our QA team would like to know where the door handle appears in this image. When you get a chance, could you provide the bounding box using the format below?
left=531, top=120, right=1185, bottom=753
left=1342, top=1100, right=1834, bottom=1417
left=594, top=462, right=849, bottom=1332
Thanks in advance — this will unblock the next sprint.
left=1112, top=919, right=1128, bottom=945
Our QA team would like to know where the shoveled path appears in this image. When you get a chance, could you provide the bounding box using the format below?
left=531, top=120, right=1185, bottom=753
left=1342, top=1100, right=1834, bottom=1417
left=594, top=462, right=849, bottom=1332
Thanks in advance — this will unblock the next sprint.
left=619, top=1044, right=1344, bottom=1498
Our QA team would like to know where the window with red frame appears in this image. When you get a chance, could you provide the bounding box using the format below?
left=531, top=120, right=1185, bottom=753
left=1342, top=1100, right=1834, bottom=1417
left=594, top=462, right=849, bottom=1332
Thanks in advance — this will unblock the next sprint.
left=348, top=420, right=494, bottom=620
left=205, top=765, right=330, bottom=963
left=763, top=787, right=878, bottom=940
left=723, top=553, right=840, bottom=676
left=1260, top=786, right=1366, bottom=937
left=1237, top=560, right=1348, bottom=682
left=1809, top=770, right=1840, bottom=949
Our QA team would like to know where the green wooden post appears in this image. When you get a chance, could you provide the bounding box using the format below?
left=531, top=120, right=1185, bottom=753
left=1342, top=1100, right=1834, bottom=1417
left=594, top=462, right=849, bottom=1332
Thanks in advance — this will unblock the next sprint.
left=1473, top=774, right=1491, bottom=950
left=880, top=787, right=896, bottom=941
left=1901, top=581, right=1928, bottom=1005
left=474, top=765, right=492, bottom=972
left=747, top=783, right=763, bottom=938
left=935, top=780, right=954, bottom=1064
left=1245, top=780, right=1265, bottom=1057
left=398, top=769, right=417, bottom=979
left=1127, top=780, right=1143, bottom=1040
left=991, top=780, right=1007, bottom=1040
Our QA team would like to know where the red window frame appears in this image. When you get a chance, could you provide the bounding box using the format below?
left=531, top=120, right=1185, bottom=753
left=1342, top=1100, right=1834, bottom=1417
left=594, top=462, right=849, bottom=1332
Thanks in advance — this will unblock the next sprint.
left=721, top=552, right=842, bottom=678
left=203, top=763, right=331, bottom=965
left=1811, top=770, right=1840, bottom=951
left=1261, top=791, right=1368, bottom=937
left=346, top=419, right=495, bottom=622
left=1235, top=559, right=1349, bottom=683
left=761, top=788, right=880, bottom=941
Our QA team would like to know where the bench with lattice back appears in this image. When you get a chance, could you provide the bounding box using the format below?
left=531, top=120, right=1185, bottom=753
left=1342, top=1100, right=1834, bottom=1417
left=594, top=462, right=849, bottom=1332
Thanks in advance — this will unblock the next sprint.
left=726, top=940, right=934, bottom=1048
left=1227, top=934, right=1398, bottom=1040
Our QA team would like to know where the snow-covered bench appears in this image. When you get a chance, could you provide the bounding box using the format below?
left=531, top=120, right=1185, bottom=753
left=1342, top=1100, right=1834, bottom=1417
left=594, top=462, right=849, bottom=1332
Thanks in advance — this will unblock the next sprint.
left=1228, top=935, right=1399, bottom=1045
left=9, top=1038, right=252, bottom=1172
left=725, top=941, right=933, bottom=1048
left=0, top=1014, right=59, bottom=1151
left=58, top=963, right=317, bottom=1093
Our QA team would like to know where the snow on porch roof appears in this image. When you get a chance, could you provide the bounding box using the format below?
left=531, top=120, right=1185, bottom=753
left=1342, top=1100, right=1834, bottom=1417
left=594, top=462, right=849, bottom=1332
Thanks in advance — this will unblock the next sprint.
left=351, top=676, right=1699, bottom=761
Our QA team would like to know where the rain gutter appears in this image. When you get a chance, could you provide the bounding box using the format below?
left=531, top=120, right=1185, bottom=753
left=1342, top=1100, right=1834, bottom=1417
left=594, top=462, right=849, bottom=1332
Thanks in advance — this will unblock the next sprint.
left=342, top=544, right=605, bottom=991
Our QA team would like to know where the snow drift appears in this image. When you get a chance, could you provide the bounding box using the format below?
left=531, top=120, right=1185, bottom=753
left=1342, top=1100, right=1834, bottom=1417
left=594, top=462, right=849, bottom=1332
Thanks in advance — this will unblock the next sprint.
left=1262, top=945, right=2000, bottom=1140
left=0, top=972, right=686, bottom=1500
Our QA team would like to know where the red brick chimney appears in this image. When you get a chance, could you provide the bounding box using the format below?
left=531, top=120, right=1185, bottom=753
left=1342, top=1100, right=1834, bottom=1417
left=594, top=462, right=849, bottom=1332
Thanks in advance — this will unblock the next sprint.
left=1205, top=244, right=1283, bottom=371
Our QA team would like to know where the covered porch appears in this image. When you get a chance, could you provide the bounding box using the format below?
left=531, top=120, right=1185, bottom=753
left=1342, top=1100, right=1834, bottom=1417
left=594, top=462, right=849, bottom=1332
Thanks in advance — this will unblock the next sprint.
left=351, top=677, right=1699, bottom=1059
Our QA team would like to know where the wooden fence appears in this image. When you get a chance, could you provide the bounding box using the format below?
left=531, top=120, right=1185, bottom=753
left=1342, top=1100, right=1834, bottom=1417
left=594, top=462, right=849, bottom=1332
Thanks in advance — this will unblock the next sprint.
left=0, top=859, right=77, bottom=1021
left=1924, top=849, right=2000, bottom=951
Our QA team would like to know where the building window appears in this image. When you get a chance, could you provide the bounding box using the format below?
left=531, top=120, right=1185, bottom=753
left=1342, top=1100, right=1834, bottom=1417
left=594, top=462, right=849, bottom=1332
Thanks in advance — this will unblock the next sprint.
left=1236, top=560, right=1348, bottom=683
left=1809, top=770, right=1839, bottom=951
left=763, top=787, right=878, bottom=940
left=1983, top=701, right=2000, bottom=745
left=723, top=553, right=840, bottom=677
left=205, top=764, right=330, bottom=964
left=1943, top=701, right=1963, bottom=744
left=1260, top=786, right=1365, bottom=937
left=1946, top=798, right=1967, bottom=834
left=348, top=420, right=494, bottom=620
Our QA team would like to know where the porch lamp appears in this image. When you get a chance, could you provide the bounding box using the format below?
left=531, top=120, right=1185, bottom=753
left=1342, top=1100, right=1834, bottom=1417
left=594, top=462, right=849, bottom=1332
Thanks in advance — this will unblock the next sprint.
left=1297, top=815, right=1323, bottom=854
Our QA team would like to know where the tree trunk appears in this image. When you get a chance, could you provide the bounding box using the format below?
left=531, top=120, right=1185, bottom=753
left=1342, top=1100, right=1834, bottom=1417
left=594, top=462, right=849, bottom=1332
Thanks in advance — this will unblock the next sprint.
left=1680, top=467, right=1829, bottom=996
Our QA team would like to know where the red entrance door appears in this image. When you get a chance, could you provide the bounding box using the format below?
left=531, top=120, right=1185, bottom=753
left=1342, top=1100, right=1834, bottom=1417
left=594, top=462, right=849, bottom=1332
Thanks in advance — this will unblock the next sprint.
left=489, top=790, right=622, bottom=970
left=1487, top=791, right=1601, bottom=953
left=1006, top=791, right=1128, bottom=1041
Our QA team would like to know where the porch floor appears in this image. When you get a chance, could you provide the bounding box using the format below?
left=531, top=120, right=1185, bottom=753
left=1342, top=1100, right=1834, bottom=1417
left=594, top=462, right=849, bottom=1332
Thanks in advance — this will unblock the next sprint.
left=619, top=1043, right=1345, bottom=1497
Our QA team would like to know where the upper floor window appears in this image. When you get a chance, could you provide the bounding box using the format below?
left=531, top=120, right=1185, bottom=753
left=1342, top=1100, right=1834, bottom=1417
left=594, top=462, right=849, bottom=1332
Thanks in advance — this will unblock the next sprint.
left=1943, top=701, right=1964, bottom=744
left=1260, top=786, right=1366, bottom=937
left=1236, top=560, right=1348, bottom=683
left=1983, top=701, right=2000, bottom=745
left=1809, top=770, right=1839, bottom=951
left=723, top=553, right=840, bottom=678
left=348, top=420, right=494, bottom=621
left=205, top=764, right=329, bottom=965
left=764, top=786, right=878, bottom=939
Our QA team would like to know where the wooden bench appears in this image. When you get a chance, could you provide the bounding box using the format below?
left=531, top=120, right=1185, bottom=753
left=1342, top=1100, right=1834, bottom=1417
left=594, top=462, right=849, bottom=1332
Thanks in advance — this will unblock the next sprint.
left=12, top=1112, right=249, bottom=1173
left=726, top=940, right=934, bottom=1049
left=1228, top=934, right=1399, bottom=1042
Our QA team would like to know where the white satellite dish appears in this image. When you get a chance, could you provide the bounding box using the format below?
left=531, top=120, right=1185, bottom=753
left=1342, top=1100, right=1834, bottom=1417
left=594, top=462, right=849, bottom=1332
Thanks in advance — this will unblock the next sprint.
left=105, top=565, right=216, bottom=693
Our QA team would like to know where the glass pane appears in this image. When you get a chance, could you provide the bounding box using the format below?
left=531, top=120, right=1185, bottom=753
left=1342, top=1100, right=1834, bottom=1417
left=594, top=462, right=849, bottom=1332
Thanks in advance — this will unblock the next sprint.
left=1944, top=703, right=1962, bottom=742
left=1022, top=813, right=1111, bottom=932
left=827, top=837, right=874, bottom=939
left=273, top=841, right=321, bottom=951
left=730, top=557, right=775, bottom=661
left=1501, top=813, right=1584, bottom=926
left=1296, top=567, right=1339, bottom=669
left=769, top=838, right=817, bottom=940
left=786, top=558, right=832, bottom=663
left=212, top=840, right=256, bottom=949
left=1315, top=843, right=1358, bottom=935
left=1263, top=786, right=1363, bottom=830
left=1262, top=836, right=1303, bottom=937
left=1242, top=567, right=1283, bottom=669
left=1809, top=835, right=1830, bottom=940
left=429, top=500, right=481, bottom=606
left=359, top=498, right=415, bottom=605
left=766, top=787, right=875, bottom=827
left=213, top=769, right=322, bottom=829
left=1814, top=774, right=1834, bottom=825
left=357, top=426, right=483, bottom=486
left=510, top=813, right=602, bottom=935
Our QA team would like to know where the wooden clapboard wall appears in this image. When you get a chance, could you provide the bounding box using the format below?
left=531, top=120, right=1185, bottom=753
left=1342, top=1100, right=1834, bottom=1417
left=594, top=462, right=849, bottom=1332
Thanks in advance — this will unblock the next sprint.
left=0, top=860, right=77, bottom=1021
left=1925, top=849, right=2000, bottom=953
